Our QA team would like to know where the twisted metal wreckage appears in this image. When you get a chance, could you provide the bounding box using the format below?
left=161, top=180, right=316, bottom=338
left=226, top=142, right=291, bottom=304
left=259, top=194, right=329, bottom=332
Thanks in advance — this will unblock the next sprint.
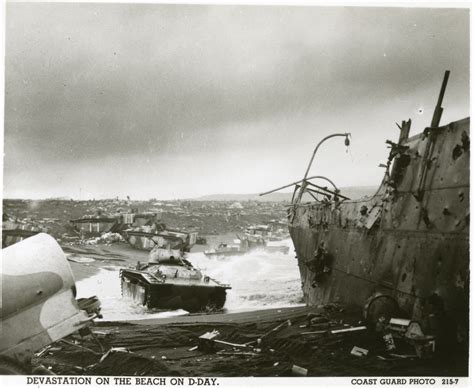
left=262, top=71, right=469, bottom=340
left=0, top=234, right=102, bottom=374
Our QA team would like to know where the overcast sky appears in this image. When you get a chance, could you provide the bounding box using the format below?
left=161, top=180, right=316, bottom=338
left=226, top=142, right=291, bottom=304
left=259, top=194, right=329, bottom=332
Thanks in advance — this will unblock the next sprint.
left=4, top=4, right=470, bottom=200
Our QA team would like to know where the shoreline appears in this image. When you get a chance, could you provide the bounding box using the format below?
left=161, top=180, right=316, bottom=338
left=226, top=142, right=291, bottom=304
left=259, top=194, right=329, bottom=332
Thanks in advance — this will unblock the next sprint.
left=63, top=233, right=240, bottom=282
left=26, top=239, right=467, bottom=377
left=68, top=238, right=304, bottom=323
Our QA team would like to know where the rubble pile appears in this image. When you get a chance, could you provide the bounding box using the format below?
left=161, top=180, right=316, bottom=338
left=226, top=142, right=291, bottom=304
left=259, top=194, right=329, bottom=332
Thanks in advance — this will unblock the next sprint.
left=80, top=233, right=126, bottom=246
left=31, top=305, right=467, bottom=377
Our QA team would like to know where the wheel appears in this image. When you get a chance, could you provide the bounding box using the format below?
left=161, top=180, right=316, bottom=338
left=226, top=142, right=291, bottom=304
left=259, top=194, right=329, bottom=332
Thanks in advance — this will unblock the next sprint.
left=0, top=357, right=29, bottom=375
left=364, top=294, right=400, bottom=329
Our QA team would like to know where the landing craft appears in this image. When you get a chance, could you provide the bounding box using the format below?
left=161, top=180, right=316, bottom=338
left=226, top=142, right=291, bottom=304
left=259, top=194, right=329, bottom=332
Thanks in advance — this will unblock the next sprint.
left=70, top=211, right=159, bottom=237
left=204, top=224, right=289, bottom=258
left=121, top=212, right=198, bottom=251
left=261, top=71, right=469, bottom=341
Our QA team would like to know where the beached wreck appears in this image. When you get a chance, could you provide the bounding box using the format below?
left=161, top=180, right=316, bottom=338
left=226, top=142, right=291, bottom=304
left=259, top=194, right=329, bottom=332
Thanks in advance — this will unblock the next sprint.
left=70, top=211, right=161, bottom=237
left=204, top=242, right=244, bottom=258
left=126, top=228, right=198, bottom=252
left=120, top=240, right=230, bottom=311
left=239, top=225, right=289, bottom=254
left=204, top=239, right=289, bottom=258
left=204, top=224, right=289, bottom=258
left=70, top=215, right=119, bottom=236
left=122, top=213, right=198, bottom=252
left=261, top=71, right=469, bottom=339
left=2, top=213, right=48, bottom=248
left=70, top=210, right=198, bottom=252
left=123, top=224, right=197, bottom=252
left=246, top=224, right=289, bottom=241
left=1, top=233, right=101, bottom=373
left=69, top=209, right=133, bottom=237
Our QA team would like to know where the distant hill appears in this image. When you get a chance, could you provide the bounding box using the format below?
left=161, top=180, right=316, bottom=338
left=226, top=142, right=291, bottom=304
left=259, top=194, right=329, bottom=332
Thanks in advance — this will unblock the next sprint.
left=194, top=186, right=379, bottom=202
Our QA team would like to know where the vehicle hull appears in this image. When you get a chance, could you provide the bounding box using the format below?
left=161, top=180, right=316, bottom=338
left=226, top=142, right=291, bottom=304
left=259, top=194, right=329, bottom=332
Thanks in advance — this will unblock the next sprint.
left=120, top=269, right=229, bottom=312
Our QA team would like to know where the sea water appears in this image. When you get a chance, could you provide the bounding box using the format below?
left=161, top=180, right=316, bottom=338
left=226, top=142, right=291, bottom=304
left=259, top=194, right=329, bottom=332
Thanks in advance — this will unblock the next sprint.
left=75, top=239, right=303, bottom=321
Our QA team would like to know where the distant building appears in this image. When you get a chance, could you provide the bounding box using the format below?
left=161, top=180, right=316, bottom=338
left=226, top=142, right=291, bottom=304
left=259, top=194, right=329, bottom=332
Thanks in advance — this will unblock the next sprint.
left=229, top=202, right=243, bottom=209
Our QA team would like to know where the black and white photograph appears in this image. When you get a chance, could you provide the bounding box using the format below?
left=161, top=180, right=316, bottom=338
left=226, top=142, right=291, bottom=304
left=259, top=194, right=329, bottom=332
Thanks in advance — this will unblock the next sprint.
left=1, top=0, right=470, bottom=384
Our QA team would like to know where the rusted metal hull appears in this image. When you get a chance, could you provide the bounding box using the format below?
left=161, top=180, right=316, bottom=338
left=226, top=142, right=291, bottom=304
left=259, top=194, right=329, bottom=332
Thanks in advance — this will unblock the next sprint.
left=289, top=118, right=469, bottom=329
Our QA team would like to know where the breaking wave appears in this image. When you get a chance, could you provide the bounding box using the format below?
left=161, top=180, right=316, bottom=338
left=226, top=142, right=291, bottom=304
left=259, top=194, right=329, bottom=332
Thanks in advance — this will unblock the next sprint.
left=76, top=239, right=303, bottom=321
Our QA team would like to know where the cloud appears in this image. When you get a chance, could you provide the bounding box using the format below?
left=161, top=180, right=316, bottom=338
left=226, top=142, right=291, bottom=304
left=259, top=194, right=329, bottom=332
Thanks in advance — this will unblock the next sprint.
left=4, top=4, right=469, bottom=199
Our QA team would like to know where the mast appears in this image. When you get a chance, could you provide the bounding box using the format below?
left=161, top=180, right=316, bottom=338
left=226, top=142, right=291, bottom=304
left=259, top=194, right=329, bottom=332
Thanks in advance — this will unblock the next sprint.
left=430, top=70, right=450, bottom=128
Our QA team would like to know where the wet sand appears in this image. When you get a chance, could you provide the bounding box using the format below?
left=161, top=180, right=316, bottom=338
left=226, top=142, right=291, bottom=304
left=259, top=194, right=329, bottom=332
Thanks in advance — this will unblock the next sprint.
left=63, top=242, right=149, bottom=281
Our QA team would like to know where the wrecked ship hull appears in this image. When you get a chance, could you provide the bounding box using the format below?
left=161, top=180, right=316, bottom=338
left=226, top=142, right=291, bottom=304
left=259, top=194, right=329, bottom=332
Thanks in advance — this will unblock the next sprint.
left=290, top=117, right=469, bottom=329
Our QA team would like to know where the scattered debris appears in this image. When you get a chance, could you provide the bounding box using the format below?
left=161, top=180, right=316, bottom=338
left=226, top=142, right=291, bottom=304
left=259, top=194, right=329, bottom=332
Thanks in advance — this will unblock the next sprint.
left=383, top=333, right=396, bottom=351
left=59, top=339, right=101, bottom=356
left=99, top=347, right=130, bottom=363
left=301, top=330, right=328, bottom=335
left=291, top=364, right=308, bottom=376
left=89, top=348, right=172, bottom=376
left=387, top=318, right=411, bottom=337
left=35, top=345, right=52, bottom=358
left=259, top=319, right=292, bottom=341
left=216, top=351, right=257, bottom=357
left=67, top=255, right=95, bottom=263
left=413, top=339, right=436, bottom=359
left=350, top=346, right=369, bottom=357
left=31, top=364, right=56, bottom=375
left=388, top=353, right=418, bottom=359
left=80, top=232, right=126, bottom=246
left=330, top=326, right=367, bottom=334
left=198, top=330, right=249, bottom=352
left=368, top=316, right=439, bottom=360
left=309, top=316, right=329, bottom=325
left=405, top=321, right=424, bottom=339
